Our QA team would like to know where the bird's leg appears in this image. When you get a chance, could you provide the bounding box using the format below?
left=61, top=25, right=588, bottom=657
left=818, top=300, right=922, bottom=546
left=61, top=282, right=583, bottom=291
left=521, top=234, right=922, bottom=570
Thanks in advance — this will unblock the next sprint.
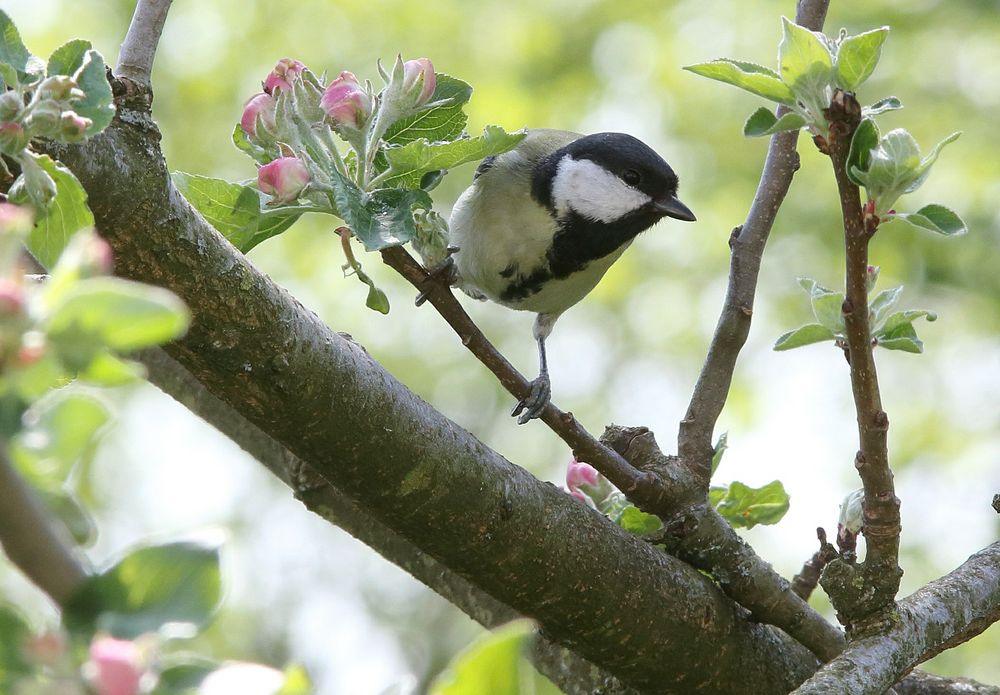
left=511, top=313, right=560, bottom=424
left=415, top=245, right=460, bottom=307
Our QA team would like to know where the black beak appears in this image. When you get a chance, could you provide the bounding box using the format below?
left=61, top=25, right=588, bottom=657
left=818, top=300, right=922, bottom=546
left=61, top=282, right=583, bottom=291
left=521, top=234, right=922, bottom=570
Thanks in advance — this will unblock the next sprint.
left=654, top=195, right=696, bottom=222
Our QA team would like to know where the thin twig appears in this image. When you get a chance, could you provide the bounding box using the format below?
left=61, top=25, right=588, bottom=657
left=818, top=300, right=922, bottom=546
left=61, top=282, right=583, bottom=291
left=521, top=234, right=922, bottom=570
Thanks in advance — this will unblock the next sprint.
left=792, top=527, right=839, bottom=601
left=0, top=446, right=89, bottom=606
left=823, top=90, right=902, bottom=622
left=678, top=0, right=831, bottom=482
left=380, top=246, right=667, bottom=512
left=116, top=0, right=173, bottom=87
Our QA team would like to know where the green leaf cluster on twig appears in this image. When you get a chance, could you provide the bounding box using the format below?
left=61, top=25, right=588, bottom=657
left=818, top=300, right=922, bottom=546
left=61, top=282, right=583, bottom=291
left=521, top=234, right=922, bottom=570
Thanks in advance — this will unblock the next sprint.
left=774, top=273, right=937, bottom=354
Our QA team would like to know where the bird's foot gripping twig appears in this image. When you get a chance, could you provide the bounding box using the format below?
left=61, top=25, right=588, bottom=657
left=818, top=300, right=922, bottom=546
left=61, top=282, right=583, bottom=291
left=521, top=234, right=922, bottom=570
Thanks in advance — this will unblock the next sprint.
left=510, top=372, right=551, bottom=424
left=414, top=246, right=460, bottom=307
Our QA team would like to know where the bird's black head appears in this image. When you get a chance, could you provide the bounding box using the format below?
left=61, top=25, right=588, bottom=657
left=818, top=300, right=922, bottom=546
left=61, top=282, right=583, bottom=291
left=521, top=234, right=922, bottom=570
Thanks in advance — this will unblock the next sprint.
left=531, top=132, right=695, bottom=225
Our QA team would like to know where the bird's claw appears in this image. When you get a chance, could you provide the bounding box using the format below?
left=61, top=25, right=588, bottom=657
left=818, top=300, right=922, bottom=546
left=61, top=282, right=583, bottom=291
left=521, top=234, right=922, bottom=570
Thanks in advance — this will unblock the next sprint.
left=511, top=375, right=551, bottom=424
left=415, top=246, right=460, bottom=307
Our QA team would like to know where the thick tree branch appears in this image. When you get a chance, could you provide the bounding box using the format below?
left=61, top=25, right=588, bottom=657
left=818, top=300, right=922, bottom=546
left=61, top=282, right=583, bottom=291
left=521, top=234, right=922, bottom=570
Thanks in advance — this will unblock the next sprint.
left=820, top=90, right=902, bottom=625
left=793, top=543, right=1000, bottom=695
left=116, top=0, right=172, bottom=87
left=0, top=447, right=88, bottom=606
left=678, top=0, right=830, bottom=482
left=40, top=107, right=825, bottom=694
left=137, top=348, right=636, bottom=695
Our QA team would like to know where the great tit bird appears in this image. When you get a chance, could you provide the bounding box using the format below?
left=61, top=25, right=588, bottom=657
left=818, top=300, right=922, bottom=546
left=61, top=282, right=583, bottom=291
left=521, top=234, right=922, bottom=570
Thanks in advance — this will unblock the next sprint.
left=448, top=129, right=695, bottom=423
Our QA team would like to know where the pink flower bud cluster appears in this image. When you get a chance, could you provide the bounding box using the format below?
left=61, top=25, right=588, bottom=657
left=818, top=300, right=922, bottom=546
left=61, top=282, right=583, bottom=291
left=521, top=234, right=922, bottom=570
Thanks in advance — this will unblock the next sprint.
left=566, top=458, right=600, bottom=503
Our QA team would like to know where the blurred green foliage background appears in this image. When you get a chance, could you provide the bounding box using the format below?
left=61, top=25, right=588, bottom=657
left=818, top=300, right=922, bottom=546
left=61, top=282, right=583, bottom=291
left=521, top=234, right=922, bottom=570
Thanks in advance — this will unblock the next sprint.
left=4, top=0, right=999, bottom=691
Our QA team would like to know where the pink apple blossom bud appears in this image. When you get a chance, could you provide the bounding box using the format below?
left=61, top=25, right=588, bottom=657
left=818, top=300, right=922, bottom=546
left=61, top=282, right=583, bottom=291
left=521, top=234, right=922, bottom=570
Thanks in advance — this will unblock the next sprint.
left=320, top=71, right=372, bottom=130
left=566, top=458, right=599, bottom=491
left=85, top=636, right=144, bottom=695
left=59, top=111, right=92, bottom=142
left=258, top=157, right=310, bottom=204
left=263, top=58, right=307, bottom=95
left=0, top=121, right=27, bottom=152
left=402, top=58, right=436, bottom=107
left=240, top=93, right=277, bottom=139
left=0, top=278, right=24, bottom=316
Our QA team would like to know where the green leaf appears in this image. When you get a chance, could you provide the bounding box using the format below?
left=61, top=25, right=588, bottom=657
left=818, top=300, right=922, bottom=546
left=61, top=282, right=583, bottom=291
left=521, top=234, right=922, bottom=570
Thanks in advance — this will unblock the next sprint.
left=778, top=17, right=834, bottom=102
left=12, top=392, right=109, bottom=485
left=810, top=288, right=846, bottom=333
left=616, top=505, right=662, bottom=535
left=331, top=171, right=432, bottom=251
left=835, top=27, right=889, bottom=90
left=868, top=285, right=903, bottom=331
left=877, top=320, right=923, bottom=353
left=0, top=604, right=32, bottom=686
left=847, top=118, right=879, bottom=186
left=714, top=480, right=790, bottom=529
left=875, top=309, right=937, bottom=353
left=888, top=204, right=967, bottom=236
left=80, top=351, right=147, bottom=386
left=905, top=132, right=961, bottom=194
left=381, top=126, right=526, bottom=187
left=46, top=39, right=92, bottom=76
left=24, top=154, right=94, bottom=268
left=45, top=276, right=190, bottom=353
left=384, top=74, right=473, bottom=146
left=0, top=9, right=33, bottom=85
left=155, top=657, right=219, bottom=692
left=742, top=107, right=807, bottom=137
left=37, top=488, right=97, bottom=546
left=879, top=309, right=937, bottom=334
left=683, top=59, right=796, bottom=105
left=797, top=276, right=835, bottom=295
left=72, top=50, right=116, bottom=136
left=710, top=432, right=728, bottom=476
left=173, top=173, right=304, bottom=252
left=863, top=96, right=902, bottom=117
left=429, top=620, right=536, bottom=695
left=774, top=323, right=837, bottom=351
left=65, top=540, right=222, bottom=639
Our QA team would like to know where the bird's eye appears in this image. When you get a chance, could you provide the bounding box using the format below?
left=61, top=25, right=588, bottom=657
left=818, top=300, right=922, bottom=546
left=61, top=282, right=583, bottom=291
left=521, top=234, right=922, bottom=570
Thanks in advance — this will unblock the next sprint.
left=622, top=169, right=641, bottom=186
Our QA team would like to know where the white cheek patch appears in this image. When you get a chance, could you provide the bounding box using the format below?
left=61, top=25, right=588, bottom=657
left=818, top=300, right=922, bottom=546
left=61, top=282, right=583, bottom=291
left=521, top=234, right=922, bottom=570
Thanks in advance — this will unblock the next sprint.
left=550, top=156, right=652, bottom=223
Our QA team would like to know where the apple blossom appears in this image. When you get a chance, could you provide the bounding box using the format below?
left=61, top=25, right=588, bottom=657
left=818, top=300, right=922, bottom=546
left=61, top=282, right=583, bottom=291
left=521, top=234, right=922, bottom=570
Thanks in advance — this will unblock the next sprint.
left=263, top=58, right=306, bottom=95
